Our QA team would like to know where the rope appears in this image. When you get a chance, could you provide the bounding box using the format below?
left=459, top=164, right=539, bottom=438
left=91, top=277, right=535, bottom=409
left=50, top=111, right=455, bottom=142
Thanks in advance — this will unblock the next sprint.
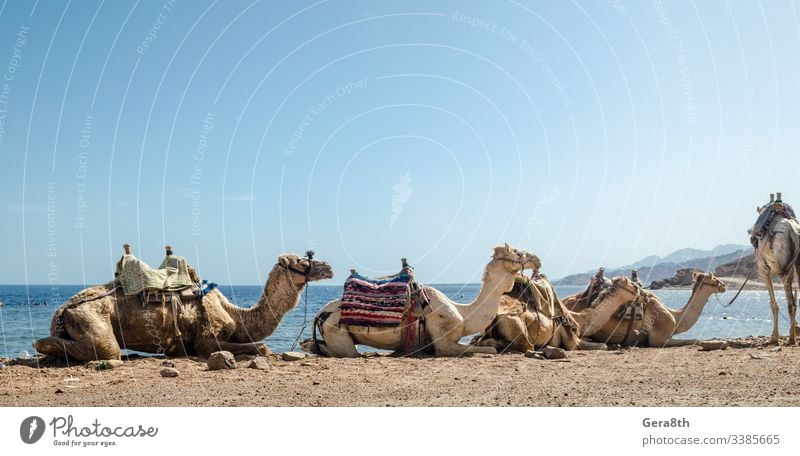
left=290, top=250, right=315, bottom=351
left=723, top=267, right=755, bottom=308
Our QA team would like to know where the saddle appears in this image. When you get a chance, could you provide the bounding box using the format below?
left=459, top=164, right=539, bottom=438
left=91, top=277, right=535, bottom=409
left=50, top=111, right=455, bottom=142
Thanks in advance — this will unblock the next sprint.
left=115, top=245, right=215, bottom=337
left=338, top=258, right=430, bottom=354
left=751, top=198, right=797, bottom=247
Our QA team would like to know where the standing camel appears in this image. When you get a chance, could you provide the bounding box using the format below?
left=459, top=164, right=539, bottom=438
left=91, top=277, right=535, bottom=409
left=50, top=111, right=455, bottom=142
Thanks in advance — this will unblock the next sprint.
left=748, top=193, right=800, bottom=345
left=302, top=244, right=540, bottom=357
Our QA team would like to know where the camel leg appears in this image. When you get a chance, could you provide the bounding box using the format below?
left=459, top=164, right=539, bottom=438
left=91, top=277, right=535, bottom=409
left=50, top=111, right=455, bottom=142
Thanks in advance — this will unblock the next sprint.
left=765, top=276, right=781, bottom=344
left=496, top=316, right=532, bottom=352
left=34, top=336, right=101, bottom=361
left=426, top=315, right=496, bottom=356
left=34, top=305, right=120, bottom=361
left=577, top=339, right=607, bottom=350
left=194, top=339, right=269, bottom=357
left=783, top=274, right=797, bottom=345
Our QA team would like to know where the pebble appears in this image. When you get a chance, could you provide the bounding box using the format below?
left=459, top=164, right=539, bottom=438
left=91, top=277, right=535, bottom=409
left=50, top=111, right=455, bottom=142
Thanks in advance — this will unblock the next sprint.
left=207, top=351, right=236, bottom=370
left=248, top=357, right=270, bottom=370
left=0, top=362, right=5, bottom=369
left=161, top=360, right=176, bottom=368
left=54, top=388, right=64, bottom=394
left=160, top=367, right=180, bottom=378
left=281, top=352, right=306, bottom=361
left=87, top=359, right=124, bottom=370
left=749, top=351, right=768, bottom=360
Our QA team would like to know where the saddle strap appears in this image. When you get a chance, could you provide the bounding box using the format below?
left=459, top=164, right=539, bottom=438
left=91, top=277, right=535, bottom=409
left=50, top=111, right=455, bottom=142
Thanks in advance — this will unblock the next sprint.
left=622, top=304, right=638, bottom=346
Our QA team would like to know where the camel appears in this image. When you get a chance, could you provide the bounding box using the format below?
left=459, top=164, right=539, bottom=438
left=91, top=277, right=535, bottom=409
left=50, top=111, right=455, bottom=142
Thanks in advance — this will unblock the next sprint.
left=748, top=193, right=800, bottom=345
left=301, top=244, right=540, bottom=357
left=33, top=251, right=333, bottom=362
left=563, top=272, right=727, bottom=347
left=474, top=275, right=641, bottom=352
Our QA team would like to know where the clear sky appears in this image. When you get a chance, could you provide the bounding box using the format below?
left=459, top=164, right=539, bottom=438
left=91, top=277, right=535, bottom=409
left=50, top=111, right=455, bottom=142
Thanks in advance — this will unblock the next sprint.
left=0, top=0, right=798, bottom=286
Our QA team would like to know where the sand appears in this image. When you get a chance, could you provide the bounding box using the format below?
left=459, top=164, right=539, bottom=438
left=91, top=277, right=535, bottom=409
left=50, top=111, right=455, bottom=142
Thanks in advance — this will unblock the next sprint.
left=2, top=337, right=800, bottom=407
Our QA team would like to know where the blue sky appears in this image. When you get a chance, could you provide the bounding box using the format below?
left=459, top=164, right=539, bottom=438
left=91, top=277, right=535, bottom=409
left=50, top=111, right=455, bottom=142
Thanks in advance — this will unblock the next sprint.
left=0, top=0, right=798, bottom=285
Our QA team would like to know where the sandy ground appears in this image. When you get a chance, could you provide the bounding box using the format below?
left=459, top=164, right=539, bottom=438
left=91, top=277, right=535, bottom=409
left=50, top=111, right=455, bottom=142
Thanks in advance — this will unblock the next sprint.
left=2, top=337, right=800, bottom=407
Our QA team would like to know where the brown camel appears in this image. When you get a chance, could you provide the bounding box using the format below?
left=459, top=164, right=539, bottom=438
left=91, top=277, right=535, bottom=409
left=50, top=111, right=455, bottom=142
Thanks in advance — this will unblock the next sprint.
left=563, top=272, right=727, bottom=347
left=33, top=252, right=333, bottom=361
left=475, top=276, right=641, bottom=352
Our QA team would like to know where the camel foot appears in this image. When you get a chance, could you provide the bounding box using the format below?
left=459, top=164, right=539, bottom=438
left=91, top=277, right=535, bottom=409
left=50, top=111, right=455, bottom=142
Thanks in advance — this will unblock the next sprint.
left=788, top=337, right=797, bottom=347
left=769, top=337, right=780, bottom=346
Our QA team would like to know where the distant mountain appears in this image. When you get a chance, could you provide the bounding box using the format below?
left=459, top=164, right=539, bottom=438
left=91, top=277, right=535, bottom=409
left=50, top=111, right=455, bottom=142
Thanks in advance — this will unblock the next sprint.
left=555, top=244, right=751, bottom=286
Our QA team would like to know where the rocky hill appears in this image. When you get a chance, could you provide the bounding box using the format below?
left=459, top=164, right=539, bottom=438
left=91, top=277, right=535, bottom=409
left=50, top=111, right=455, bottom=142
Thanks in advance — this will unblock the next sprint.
left=556, top=244, right=752, bottom=286
left=714, top=252, right=756, bottom=278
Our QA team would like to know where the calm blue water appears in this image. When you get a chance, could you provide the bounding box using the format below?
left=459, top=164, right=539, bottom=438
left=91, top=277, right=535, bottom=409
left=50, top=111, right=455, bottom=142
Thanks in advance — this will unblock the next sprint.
left=0, top=284, right=785, bottom=358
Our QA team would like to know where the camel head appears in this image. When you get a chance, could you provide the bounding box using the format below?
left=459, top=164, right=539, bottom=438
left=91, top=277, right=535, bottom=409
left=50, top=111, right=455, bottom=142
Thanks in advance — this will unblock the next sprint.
left=276, top=253, right=334, bottom=287
left=692, top=271, right=727, bottom=294
left=492, top=244, right=541, bottom=273
left=608, top=276, right=641, bottom=300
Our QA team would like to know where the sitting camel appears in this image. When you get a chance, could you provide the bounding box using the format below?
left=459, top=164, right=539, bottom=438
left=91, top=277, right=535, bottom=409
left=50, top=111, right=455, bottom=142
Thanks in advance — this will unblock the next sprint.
left=302, top=244, right=540, bottom=357
left=562, top=272, right=727, bottom=347
left=474, top=275, right=640, bottom=352
left=34, top=250, right=333, bottom=361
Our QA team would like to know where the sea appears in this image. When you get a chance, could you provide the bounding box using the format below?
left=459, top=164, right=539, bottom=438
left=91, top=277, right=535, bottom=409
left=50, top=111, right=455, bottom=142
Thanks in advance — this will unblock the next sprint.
left=0, top=284, right=785, bottom=359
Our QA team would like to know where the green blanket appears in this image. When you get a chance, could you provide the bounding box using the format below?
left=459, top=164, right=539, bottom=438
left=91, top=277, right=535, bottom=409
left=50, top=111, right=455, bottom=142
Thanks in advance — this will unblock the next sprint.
left=117, top=253, right=195, bottom=296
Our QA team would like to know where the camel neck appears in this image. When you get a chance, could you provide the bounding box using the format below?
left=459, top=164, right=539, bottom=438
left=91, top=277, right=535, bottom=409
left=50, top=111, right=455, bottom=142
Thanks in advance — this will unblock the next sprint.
left=460, top=260, right=513, bottom=335
left=670, top=284, right=714, bottom=335
left=235, top=267, right=304, bottom=342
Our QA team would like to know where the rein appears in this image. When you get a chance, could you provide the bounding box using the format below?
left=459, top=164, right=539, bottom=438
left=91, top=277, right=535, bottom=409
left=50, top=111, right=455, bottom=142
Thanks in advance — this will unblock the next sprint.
left=289, top=250, right=315, bottom=351
left=724, top=267, right=754, bottom=308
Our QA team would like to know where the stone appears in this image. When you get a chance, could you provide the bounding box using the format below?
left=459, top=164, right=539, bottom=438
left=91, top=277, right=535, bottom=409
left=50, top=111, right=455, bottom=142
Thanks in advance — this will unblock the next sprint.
left=87, top=359, right=124, bottom=370
left=160, top=367, right=180, bottom=377
left=161, top=360, right=175, bottom=368
left=207, top=351, right=236, bottom=370
left=248, top=357, right=270, bottom=370
left=698, top=340, right=728, bottom=351
left=54, top=388, right=64, bottom=394
left=542, top=346, right=568, bottom=360
left=281, top=351, right=306, bottom=361
left=524, top=350, right=545, bottom=360
left=749, top=351, right=768, bottom=360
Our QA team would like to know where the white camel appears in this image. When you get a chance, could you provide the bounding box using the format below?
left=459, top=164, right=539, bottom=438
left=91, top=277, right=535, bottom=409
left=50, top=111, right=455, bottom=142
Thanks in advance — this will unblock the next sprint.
left=749, top=194, right=800, bottom=345
left=302, top=244, right=540, bottom=357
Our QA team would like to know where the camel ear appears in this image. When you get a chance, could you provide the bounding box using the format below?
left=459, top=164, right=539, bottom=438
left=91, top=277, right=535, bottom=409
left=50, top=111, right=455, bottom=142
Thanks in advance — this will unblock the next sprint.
left=692, top=271, right=700, bottom=279
left=278, top=255, right=292, bottom=267
left=504, top=243, right=511, bottom=253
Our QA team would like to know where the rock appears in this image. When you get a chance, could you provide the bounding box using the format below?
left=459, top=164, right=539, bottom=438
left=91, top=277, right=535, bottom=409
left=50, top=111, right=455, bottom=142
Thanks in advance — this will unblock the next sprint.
left=248, top=357, right=270, bottom=370
left=207, top=351, right=236, bottom=370
left=698, top=340, right=728, bottom=351
left=542, top=346, right=568, bottom=360
left=160, top=367, right=180, bottom=377
left=87, top=359, right=124, bottom=370
left=161, top=360, right=175, bottom=367
left=749, top=351, right=768, bottom=360
left=0, top=362, right=5, bottom=369
left=524, top=350, right=545, bottom=360
left=769, top=346, right=782, bottom=353
left=281, top=351, right=306, bottom=361
left=55, top=388, right=64, bottom=394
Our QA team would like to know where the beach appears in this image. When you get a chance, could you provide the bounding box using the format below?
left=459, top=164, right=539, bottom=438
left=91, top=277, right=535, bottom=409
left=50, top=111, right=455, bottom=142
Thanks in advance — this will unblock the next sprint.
left=2, top=337, right=799, bottom=407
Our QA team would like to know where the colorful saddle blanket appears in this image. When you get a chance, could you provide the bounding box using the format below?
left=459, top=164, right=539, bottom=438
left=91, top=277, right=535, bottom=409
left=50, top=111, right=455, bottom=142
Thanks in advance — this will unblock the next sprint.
left=339, top=270, right=414, bottom=328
